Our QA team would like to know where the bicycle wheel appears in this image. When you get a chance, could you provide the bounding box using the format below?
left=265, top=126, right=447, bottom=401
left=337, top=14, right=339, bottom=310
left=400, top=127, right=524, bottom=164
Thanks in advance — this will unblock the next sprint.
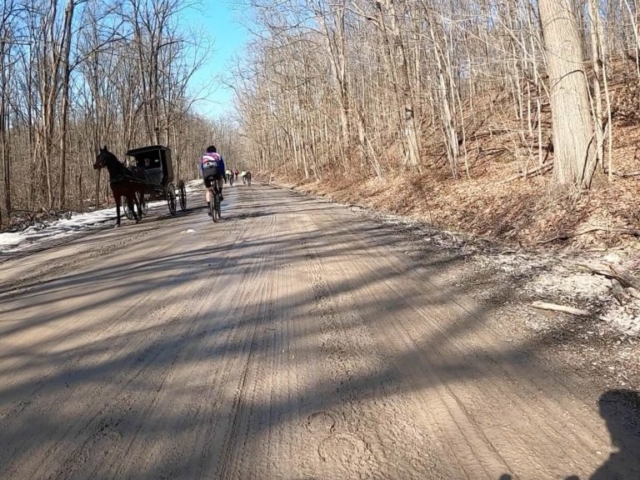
left=210, top=190, right=218, bottom=223
left=214, top=193, right=222, bottom=221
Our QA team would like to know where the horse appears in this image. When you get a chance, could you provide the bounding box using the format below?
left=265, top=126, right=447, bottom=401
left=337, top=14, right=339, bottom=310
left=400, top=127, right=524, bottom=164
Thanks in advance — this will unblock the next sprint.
left=93, top=146, right=146, bottom=227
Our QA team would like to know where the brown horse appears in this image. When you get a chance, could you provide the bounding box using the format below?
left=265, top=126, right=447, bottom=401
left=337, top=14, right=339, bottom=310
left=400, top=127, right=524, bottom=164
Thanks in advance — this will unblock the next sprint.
left=93, top=146, right=145, bottom=227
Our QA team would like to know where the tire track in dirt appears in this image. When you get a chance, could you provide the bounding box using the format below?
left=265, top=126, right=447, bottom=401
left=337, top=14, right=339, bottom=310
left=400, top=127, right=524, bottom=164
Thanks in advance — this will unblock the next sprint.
left=0, top=205, right=244, bottom=378
left=114, top=210, right=279, bottom=479
left=294, top=194, right=610, bottom=478
left=289, top=210, right=452, bottom=480
left=0, top=189, right=250, bottom=478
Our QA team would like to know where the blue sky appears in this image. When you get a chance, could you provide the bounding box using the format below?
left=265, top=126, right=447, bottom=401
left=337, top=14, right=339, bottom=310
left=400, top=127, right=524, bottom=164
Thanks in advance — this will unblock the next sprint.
left=179, top=0, right=250, bottom=117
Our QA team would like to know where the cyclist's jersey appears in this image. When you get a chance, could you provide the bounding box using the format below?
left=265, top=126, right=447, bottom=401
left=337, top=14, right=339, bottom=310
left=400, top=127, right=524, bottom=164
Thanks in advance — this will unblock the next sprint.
left=201, top=153, right=224, bottom=178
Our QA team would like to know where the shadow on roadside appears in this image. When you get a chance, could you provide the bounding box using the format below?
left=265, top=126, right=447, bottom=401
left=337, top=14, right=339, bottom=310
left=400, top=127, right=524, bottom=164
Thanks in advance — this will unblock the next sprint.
left=500, top=389, right=640, bottom=480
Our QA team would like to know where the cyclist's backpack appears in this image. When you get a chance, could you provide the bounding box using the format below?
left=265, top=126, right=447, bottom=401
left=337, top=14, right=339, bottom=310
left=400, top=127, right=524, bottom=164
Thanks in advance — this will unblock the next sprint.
left=201, top=153, right=220, bottom=178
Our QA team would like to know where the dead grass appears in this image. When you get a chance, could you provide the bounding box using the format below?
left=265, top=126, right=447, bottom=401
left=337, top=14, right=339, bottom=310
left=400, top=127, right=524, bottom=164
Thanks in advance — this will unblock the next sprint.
left=278, top=162, right=640, bottom=251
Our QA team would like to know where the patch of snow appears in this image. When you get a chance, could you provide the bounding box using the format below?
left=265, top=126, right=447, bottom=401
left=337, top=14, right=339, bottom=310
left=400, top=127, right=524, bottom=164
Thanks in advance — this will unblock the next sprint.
left=527, top=271, right=611, bottom=300
left=601, top=307, right=640, bottom=336
left=0, top=232, right=24, bottom=249
left=181, top=229, right=196, bottom=234
left=185, top=180, right=202, bottom=194
left=0, top=181, right=198, bottom=254
left=0, top=207, right=119, bottom=253
left=477, top=250, right=640, bottom=336
left=603, top=253, right=623, bottom=265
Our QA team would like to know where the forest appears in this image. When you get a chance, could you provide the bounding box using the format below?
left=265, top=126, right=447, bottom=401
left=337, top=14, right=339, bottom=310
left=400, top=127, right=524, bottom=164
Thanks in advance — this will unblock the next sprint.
left=232, top=0, right=640, bottom=246
left=0, top=0, right=242, bottom=226
left=3, top=0, right=640, bottom=246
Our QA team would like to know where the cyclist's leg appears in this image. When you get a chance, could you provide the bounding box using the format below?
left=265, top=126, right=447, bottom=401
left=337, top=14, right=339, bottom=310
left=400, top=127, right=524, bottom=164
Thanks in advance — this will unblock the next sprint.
left=204, top=177, right=212, bottom=212
left=217, top=175, right=224, bottom=200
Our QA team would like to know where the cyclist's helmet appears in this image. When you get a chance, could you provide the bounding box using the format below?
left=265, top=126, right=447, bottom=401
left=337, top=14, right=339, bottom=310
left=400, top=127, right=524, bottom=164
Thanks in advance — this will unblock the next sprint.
left=206, top=145, right=217, bottom=153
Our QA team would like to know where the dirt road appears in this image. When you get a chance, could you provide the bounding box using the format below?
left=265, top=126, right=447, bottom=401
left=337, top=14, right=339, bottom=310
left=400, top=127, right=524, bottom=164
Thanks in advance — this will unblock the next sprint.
left=0, top=184, right=637, bottom=479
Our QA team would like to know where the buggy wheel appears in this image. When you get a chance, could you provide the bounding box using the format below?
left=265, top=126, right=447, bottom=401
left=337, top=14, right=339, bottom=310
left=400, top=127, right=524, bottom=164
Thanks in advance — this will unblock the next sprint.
left=123, top=196, right=135, bottom=220
left=178, top=180, right=187, bottom=211
left=140, top=194, right=149, bottom=216
left=166, top=184, right=177, bottom=216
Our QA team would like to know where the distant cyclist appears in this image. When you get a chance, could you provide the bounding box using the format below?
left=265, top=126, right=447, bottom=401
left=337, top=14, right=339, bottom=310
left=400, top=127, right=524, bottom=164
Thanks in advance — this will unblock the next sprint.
left=200, top=145, right=224, bottom=212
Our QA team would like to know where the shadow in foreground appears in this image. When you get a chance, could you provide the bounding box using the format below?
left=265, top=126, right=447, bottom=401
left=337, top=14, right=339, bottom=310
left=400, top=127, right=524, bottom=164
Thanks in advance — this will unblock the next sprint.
left=501, top=389, right=640, bottom=480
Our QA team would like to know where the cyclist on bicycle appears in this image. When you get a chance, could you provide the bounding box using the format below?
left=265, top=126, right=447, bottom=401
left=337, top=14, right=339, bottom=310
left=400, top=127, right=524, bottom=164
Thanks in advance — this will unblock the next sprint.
left=200, top=145, right=225, bottom=212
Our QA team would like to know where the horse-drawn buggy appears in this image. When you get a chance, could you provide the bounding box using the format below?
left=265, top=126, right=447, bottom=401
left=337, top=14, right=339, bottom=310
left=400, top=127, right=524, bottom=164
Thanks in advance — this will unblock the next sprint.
left=94, top=144, right=187, bottom=226
left=126, top=145, right=187, bottom=216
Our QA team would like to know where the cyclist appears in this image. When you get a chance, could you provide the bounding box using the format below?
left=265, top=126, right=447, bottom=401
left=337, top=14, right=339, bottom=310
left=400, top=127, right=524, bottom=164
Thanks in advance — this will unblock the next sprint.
left=200, top=145, right=224, bottom=213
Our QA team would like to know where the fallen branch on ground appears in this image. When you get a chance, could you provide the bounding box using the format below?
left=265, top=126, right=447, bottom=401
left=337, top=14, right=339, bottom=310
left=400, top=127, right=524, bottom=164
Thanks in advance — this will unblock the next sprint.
left=574, top=262, right=640, bottom=291
left=500, top=162, right=553, bottom=184
left=539, top=227, right=602, bottom=244
left=610, top=265, right=640, bottom=291
left=610, top=279, right=629, bottom=305
left=531, top=301, right=590, bottom=317
left=603, top=168, right=640, bottom=178
left=539, top=227, right=640, bottom=245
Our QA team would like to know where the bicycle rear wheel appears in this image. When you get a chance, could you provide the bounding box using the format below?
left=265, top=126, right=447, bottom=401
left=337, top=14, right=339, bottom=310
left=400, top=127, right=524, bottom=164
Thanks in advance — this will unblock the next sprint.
left=214, top=193, right=222, bottom=221
left=210, top=191, right=218, bottom=223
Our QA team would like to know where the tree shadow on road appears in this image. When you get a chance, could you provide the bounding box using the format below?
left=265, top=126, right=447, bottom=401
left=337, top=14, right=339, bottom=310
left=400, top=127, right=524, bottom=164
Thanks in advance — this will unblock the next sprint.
left=0, top=184, right=636, bottom=479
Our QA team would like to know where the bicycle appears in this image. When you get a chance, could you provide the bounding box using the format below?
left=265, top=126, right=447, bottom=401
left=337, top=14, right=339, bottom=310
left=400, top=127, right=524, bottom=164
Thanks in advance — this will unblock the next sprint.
left=208, top=180, right=222, bottom=223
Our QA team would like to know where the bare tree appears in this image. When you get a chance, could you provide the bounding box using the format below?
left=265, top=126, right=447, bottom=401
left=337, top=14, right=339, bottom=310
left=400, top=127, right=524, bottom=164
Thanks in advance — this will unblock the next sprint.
left=539, top=0, right=595, bottom=187
left=0, top=0, right=17, bottom=224
left=0, top=0, right=214, bottom=224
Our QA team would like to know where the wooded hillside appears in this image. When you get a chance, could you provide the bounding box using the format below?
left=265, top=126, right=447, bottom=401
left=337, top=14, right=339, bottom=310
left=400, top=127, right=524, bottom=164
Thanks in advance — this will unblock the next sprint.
left=233, top=0, right=640, bottom=246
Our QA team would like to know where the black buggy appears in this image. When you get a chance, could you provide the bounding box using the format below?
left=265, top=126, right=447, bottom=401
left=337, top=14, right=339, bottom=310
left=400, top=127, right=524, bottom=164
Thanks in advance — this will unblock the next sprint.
left=125, top=145, right=187, bottom=216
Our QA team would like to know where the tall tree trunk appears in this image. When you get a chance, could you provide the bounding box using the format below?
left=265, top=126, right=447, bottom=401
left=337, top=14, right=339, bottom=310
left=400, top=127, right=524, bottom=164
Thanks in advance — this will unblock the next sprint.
left=59, top=0, right=75, bottom=208
left=0, top=37, right=10, bottom=224
left=383, top=0, right=420, bottom=169
left=539, top=0, right=595, bottom=187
